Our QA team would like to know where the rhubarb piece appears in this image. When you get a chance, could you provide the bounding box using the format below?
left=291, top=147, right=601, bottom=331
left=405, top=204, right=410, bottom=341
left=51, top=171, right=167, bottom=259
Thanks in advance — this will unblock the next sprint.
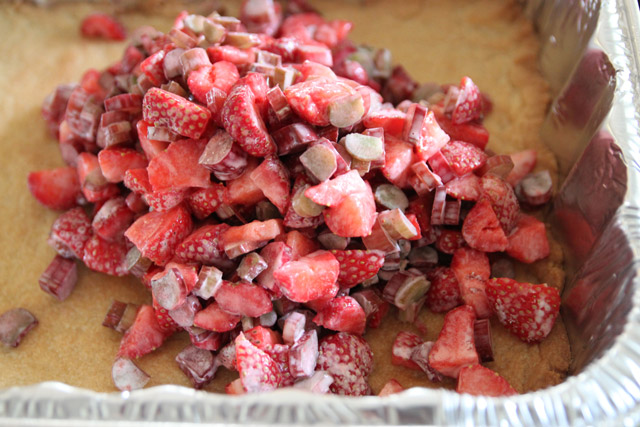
left=474, top=318, right=494, bottom=362
left=330, top=249, right=385, bottom=288
left=272, top=122, right=318, bottom=155
left=515, top=170, right=553, bottom=206
left=27, top=167, right=81, bottom=211
left=378, top=379, right=405, bottom=396
left=351, top=289, right=389, bottom=329
left=478, top=154, right=514, bottom=178
left=259, top=311, right=277, bottom=328
left=405, top=105, right=450, bottom=161
left=316, top=332, right=373, bottom=396
left=282, top=311, right=306, bottom=345
left=188, top=327, right=226, bottom=351
left=383, top=270, right=431, bottom=311
left=151, top=264, right=198, bottom=311
left=362, top=218, right=399, bottom=254
left=199, top=130, right=248, bottom=181
left=391, top=331, right=423, bottom=370
left=299, top=144, right=338, bottom=182
left=486, top=278, right=560, bottom=343
left=491, top=257, right=515, bottom=279
left=214, top=281, right=273, bottom=318
left=317, top=231, right=349, bottom=250
left=428, top=305, right=478, bottom=378
left=293, top=371, right=334, bottom=393
left=374, top=184, right=409, bottom=211
left=112, top=358, right=150, bottom=392
left=38, top=255, right=78, bottom=301
left=0, top=308, right=38, bottom=348
left=408, top=246, right=438, bottom=268
left=194, top=266, right=223, bottom=300
left=289, top=330, right=319, bottom=378
left=457, top=364, right=517, bottom=397
left=505, top=149, right=537, bottom=186
left=237, top=252, right=268, bottom=282
left=169, top=295, right=201, bottom=328
left=273, top=250, right=340, bottom=303
left=313, top=296, right=366, bottom=335
left=378, top=209, right=419, bottom=240
left=102, top=300, right=139, bottom=333
left=176, top=344, right=219, bottom=389
left=506, top=215, right=550, bottom=263
left=410, top=341, right=443, bottom=382
left=235, top=332, right=282, bottom=392
left=430, top=186, right=447, bottom=226
left=291, top=184, right=325, bottom=218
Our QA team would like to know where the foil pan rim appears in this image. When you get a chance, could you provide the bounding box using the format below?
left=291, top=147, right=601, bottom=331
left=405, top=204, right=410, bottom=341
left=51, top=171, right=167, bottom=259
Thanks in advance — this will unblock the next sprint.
left=3, top=0, right=640, bottom=425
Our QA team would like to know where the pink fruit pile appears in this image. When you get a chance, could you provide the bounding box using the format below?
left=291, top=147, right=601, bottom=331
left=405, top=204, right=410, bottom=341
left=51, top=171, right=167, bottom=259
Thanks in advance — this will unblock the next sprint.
left=28, top=0, right=558, bottom=396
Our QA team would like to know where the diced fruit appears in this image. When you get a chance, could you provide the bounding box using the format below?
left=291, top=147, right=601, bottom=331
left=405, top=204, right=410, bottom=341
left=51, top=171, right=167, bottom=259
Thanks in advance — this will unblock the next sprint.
left=461, top=199, right=508, bottom=252
left=374, top=184, right=409, bottom=211
left=47, top=207, right=93, bottom=259
left=477, top=154, right=514, bottom=178
left=378, top=209, right=419, bottom=240
left=257, top=241, right=293, bottom=293
left=273, top=250, right=339, bottom=303
left=238, top=253, right=268, bottom=282
left=474, top=318, right=494, bottom=362
left=147, top=139, right=210, bottom=191
left=456, top=364, right=518, bottom=397
left=313, top=296, right=366, bottom=335
left=480, top=174, right=520, bottom=233
left=169, top=295, right=201, bottom=328
left=440, top=140, right=487, bottom=176
left=316, top=332, right=373, bottom=396
left=351, top=289, right=389, bottom=329
left=451, top=76, right=482, bottom=124
left=194, top=301, right=241, bottom=332
left=391, top=331, right=423, bottom=370
left=330, top=249, right=385, bottom=288
left=39, top=255, right=77, bottom=301
left=305, top=170, right=367, bottom=207
left=175, top=344, right=219, bottom=389
left=188, top=328, right=226, bottom=351
left=382, top=270, right=431, bottom=311
left=117, top=305, right=171, bottom=359
left=97, top=148, right=147, bottom=184
left=451, top=247, right=491, bottom=319
left=363, top=108, right=406, bottom=137
left=425, top=267, right=462, bottom=313
left=0, top=308, right=38, bottom=348
left=80, top=13, right=126, bottom=40
left=300, top=144, right=338, bottom=182
left=506, top=214, right=550, bottom=263
left=485, top=278, right=560, bottom=343
left=435, top=229, right=464, bottom=254
left=214, top=281, right=273, bottom=317
left=186, top=183, right=226, bottom=220
left=264, top=343, right=295, bottom=387
left=382, top=134, right=415, bottom=189
left=285, top=78, right=358, bottom=127
left=293, top=371, right=334, bottom=393
left=282, top=311, right=306, bottom=344
left=151, top=263, right=198, bottom=311
left=245, top=325, right=282, bottom=350
left=112, top=358, right=150, bottom=391
left=250, top=156, right=291, bottom=215
left=27, top=167, right=81, bottom=210
left=378, top=379, right=405, bottom=396
left=83, top=235, right=128, bottom=276
left=289, top=329, right=319, bottom=378
left=224, top=158, right=266, bottom=207
left=515, top=170, right=553, bottom=206
left=505, top=149, right=537, bottom=186
left=92, top=197, right=134, bottom=242
left=143, top=88, right=211, bottom=139
left=410, top=341, right=443, bottom=382
left=235, top=332, right=282, bottom=392
left=188, top=61, right=239, bottom=104
left=199, top=130, right=248, bottom=181
left=323, top=184, right=377, bottom=238
left=445, top=173, right=481, bottom=201
left=404, top=104, right=449, bottom=161
left=428, top=305, right=478, bottom=378
left=173, top=223, right=229, bottom=265
left=221, top=219, right=284, bottom=258
left=194, top=266, right=223, bottom=300
left=103, top=301, right=139, bottom=333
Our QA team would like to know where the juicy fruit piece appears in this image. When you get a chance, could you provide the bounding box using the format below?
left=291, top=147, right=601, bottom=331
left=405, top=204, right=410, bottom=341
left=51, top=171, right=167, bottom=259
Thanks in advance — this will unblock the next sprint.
left=80, top=13, right=126, bottom=40
left=221, top=219, right=284, bottom=258
left=316, top=332, right=374, bottom=396
left=249, top=156, right=291, bottom=215
left=117, top=305, right=171, bottom=359
left=186, top=182, right=226, bottom=220
left=506, top=214, right=550, bottom=263
left=151, top=263, right=198, bottom=311
left=235, top=332, right=282, bottom=392
left=289, top=330, right=319, bottom=378
left=515, top=170, right=553, bottom=206
left=323, top=184, right=377, bottom=238
left=142, top=88, right=211, bottom=139
left=284, top=78, right=359, bottom=127
left=461, top=199, right=508, bottom=252
left=173, top=223, right=229, bottom=265
left=214, top=281, right=273, bottom=317
left=39, top=255, right=78, bottom=301
left=451, top=76, right=482, bottom=125
left=378, top=379, right=405, bottom=396
left=485, top=278, right=560, bottom=343
left=147, top=138, right=211, bottom=191
left=27, top=167, right=81, bottom=210
left=331, top=249, right=385, bottom=288
left=391, top=331, right=423, bottom=370
left=82, top=235, right=128, bottom=276
left=97, top=148, right=147, bottom=183
left=187, top=61, right=240, bottom=104
left=193, top=301, right=240, bottom=333
left=480, top=174, right=519, bottom=233
left=505, top=149, right=537, bottom=186
left=425, top=267, right=462, bottom=313
left=0, top=308, right=38, bottom=348
left=245, top=326, right=282, bottom=350
left=473, top=318, right=494, bottom=363
left=305, top=170, right=367, bottom=207
left=382, top=134, right=414, bottom=189
left=313, top=296, right=366, bottom=335
left=428, top=305, right=479, bottom=378
left=451, top=248, right=492, bottom=318
left=456, top=364, right=518, bottom=397
left=112, top=358, right=150, bottom=391
left=48, top=207, right=93, bottom=259
left=273, top=250, right=339, bottom=303
left=440, top=140, right=487, bottom=176
left=92, top=197, right=134, bottom=242
left=410, top=341, right=443, bottom=382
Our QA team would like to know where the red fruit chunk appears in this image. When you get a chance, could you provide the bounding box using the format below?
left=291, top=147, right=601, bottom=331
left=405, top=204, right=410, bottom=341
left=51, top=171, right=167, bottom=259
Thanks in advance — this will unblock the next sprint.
left=391, top=331, right=423, bottom=370
left=48, top=207, right=93, bottom=259
left=425, top=267, right=462, bottom=313
left=235, top=332, right=282, bottom=392
left=240, top=0, right=282, bottom=36
left=194, top=301, right=241, bottom=333
left=153, top=299, right=180, bottom=333
left=144, top=188, right=189, bottom=212
left=330, top=249, right=385, bottom=288
left=137, top=120, right=169, bottom=160
left=39, top=255, right=78, bottom=301
left=83, top=235, right=128, bottom=276
left=440, top=140, right=487, bottom=176
left=351, top=289, right=389, bottom=329
left=125, top=205, right=193, bottom=266
left=143, top=88, right=211, bottom=140
left=186, top=182, right=225, bottom=220
left=477, top=154, right=514, bottom=178
left=445, top=173, right=481, bottom=201
left=92, top=197, right=134, bottom=242
left=283, top=229, right=324, bottom=260
left=506, top=214, right=550, bottom=263
left=173, top=223, right=229, bottom=265
left=515, top=170, right=553, bottom=206
left=28, top=167, right=81, bottom=210
left=221, top=85, right=276, bottom=157
left=480, top=174, right=520, bottom=233
left=0, top=308, right=38, bottom=348
left=382, top=65, right=417, bottom=104
left=435, top=112, right=489, bottom=150
left=188, top=328, right=226, bottom=351
left=457, top=364, right=518, bottom=397
left=289, top=329, right=319, bottom=378
left=451, top=76, right=482, bottom=125
left=221, top=219, right=284, bottom=258
left=151, top=263, right=198, bottom=311
left=284, top=78, right=358, bottom=126
left=313, top=296, right=366, bottom=335
left=207, top=45, right=256, bottom=66
left=435, top=229, right=464, bottom=254
left=225, top=378, right=245, bottom=395
left=175, top=344, right=219, bottom=389
left=281, top=311, right=306, bottom=344
left=215, top=281, right=273, bottom=318
left=273, top=250, right=339, bottom=303
left=323, top=185, right=377, bottom=238
left=461, top=199, right=508, bottom=252
left=474, top=318, right=494, bottom=363
left=147, top=138, right=210, bottom=191
left=505, top=149, right=537, bottom=186
left=451, top=248, right=491, bottom=318
left=378, top=379, right=405, bottom=396
left=250, top=156, right=291, bottom=215
left=80, top=13, right=126, bottom=41
left=264, top=343, right=295, bottom=387
left=410, top=341, right=443, bottom=382
left=257, top=241, right=292, bottom=293
left=428, top=305, right=478, bottom=378
left=188, top=61, right=240, bottom=104
left=103, top=301, right=139, bottom=333
left=363, top=108, right=406, bottom=137
left=224, top=158, right=266, bottom=207
left=382, top=134, right=415, bottom=189
left=117, top=305, right=170, bottom=359
left=317, top=332, right=373, bottom=396
left=245, top=325, right=282, bottom=350
left=272, top=122, right=318, bottom=155
left=486, top=278, right=560, bottom=343
left=305, top=170, right=365, bottom=207
left=404, top=105, right=450, bottom=162
left=217, top=340, right=237, bottom=371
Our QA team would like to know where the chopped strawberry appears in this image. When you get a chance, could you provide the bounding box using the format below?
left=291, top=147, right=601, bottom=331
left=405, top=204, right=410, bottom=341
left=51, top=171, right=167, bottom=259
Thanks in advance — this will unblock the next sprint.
left=193, top=301, right=242, bottom=333
left=480, top=174, right=520, bottom=233
left=240, top=0, right=282, bottom=36
left=117, top=305, right=170, bottom=359
left=123, top=168, right=152, bottom=195
left=82, top=234, right=128, bottom=276
left=435, top=229, right=465, bottom=254
left=76, top=152, right=121, bottom=203
left=249, top=156, right=291, bottom=215
left=142, top=88, right=211, bottom=140
left=316, top=332, right=373, bottom=396
left=144, top=188, right=189, bottom=212
left=313, top=296, right=366, bottom=335
left=221, top=219, right=284, bottom=258
left=80, top=13, right=126, bottom=41
left=445, top=173, right=481, bottom=201
left=451, top=247, right=491, bottom=318
left=351, top=289, right=389, bottom=329
left=224, top=157, right=266, bottom=207
left=330, top=249, right=385, bottom=288
left=486, top=278, right=560, bottom=343
left=245, top=325, right=282, bottom=350
left=186, top=182, right=225, bottom=220
left=505, top=149, right=537, bottom=186
left=425, top=267, right=462, bottom=313
left=206, top=45, right=256, bottom=66
left=382, top=134, right=415, bottom=189
left=136, top=120, right=169, bottom=160
left=288, top=329, right=319, bottom=379
left=428, top=305, right=478, bottom=378
left=284, top=78, right=358, bottom=126
left=257, top=241, right=292, bottom=293
left=147, top=139, right=211, bottom=191
left=273, top=250, right=339, bottom=303
left=362, top=108, right=406, bottom=137
left=321, top=180, right=377, bottom=238
left=92, top=197, right=134, bottom=242
left=461, top=199, right=508, bottom=252
left=153, top=298, right=180, bottom=333
left=404, top=105, right=450, bottom=162
left=150, top=262, right=198, bottom=310
left=221, top=84, right=276, bottom=157
left=27, top=167, right=81, bottom=210
left=187, top=61, right=240, bottom=104
left=173, top=223, right=229, bottom=265
left=305, top=170, right=367, bottom=208
left=280, top=230, right=319, bottom=260
left=214, top=281, right=273, bottom=318
left=457, top=364, right=518, bottom=396
left=391, top=331, right=423, bottom=370
left=235, top=332, right=282, bottom=392
left=434, top=111, right=489, bottom=151
left=234, top=72, right=271, bottom=119
left=440, top=140, right=487, bottom=176
left=47, top=207, right=93, bottom=259
left=263, top=343, right=295, bottom=387
left=451, top=76, right=482, bottom=124
left=124, top=205, right=193, bottom=266
left=506, top=214, right=550, bottom=263
left=378, top=379, right=405, bottom=396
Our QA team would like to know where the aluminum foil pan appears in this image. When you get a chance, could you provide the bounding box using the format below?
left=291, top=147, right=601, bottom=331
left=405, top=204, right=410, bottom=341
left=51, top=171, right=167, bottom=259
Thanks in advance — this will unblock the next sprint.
left=2, top=0, right=640, bottom=425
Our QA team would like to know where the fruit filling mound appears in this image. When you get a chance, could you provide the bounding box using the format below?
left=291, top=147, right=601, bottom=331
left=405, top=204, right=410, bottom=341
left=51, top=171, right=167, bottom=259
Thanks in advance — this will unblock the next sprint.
left=25, top=0, right=558, bottom=396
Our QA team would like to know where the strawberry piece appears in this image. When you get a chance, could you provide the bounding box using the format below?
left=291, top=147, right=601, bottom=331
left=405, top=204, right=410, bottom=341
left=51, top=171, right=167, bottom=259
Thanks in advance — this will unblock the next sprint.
left=92, top=197, right=134, bottom=242
left=256, top=242, right=292, bottom=294
left=486, top=278, right=560, bottom=343
left=206, top=45, right=256, bottom=66
left=235, top=72, right=271, bottom=119
left=235, top=332, right=282, bottom=392
left=440, top=140, right=487, bottom=176
left=428, top=305, right=478, bottom=378
left=39, top=255, right=78, bottom=301
left=505, top=149, right=537, bottom=186
left=80, top=13, right=126, bottom=41
left=153, top=298, right=180, bottom=333
left=189, top=328, right=226, bottom=352
left=305, top=170, right=367, bottom=208
left=506, top=214, right=550, bottom=263
left=245, top=325, right=282, bottom=350
left=221, top=84, right=276, bottom=157
left=249, top=156, right=291, bottom=215
left=82, top=234, right=128, bottom=276
left=186, top=182, right=225, bottom=220
left=136, top=120, right=169, bottom=160
left=363, top=108, right=406, bottom=137
left=125, top=205, right=193, bottom=266
left=224, top=157, right=266, bottom=207
left=284, top=78, right=358, bottom=126
left=480, top=174, right=520, bottom=233
left=289, top=329, right=319, bottom=378
left=263, top=343, right=295, bottom=387
left=445, top=173, right=481, bottom=201
left=144, top=188, right=189, bottom=212
left=451, top=247, right=491, bottom=318
left=313, top=296, right=366, bottom=335
left=351, top=289, right=389, bottom=329
left=117, top=305, right=171, bottom=359
left=193, top=301, right=242, bottom=333
left=147, top=139, right=211, bottom=191
left=173, top=223, right=229, bottom=265
left=273, top=250, right=339, bottom=303
left=410, top=341, right=443, bottom=382
left=187, top=61, right=240, bottom=104
left=382, top=134, right=415, bottom=189
left=316, top=332, right=373, bottom=396
left=378, top=379, right=405, bottom=396
left=323, top=183, right=377, bottom=238
left=214, top=281, right=273, bottom=318
left=457, top=364, right=518, bottom=396
left=451, top=76, right=482, bottom=124
left=435, top=113, right=489, bottom=150
left=76, top=152, right=121, bottom=203
left=391, top=331, right=423, bottom=370
left=27, top=167, right=81, bottom=210
left=142, top=88, right=211, bottom=140
left=461, top=199, right=508, bottom=252
left=404, top=105, right=450, bottom=162
left=330, top=249, right=385, bottom=288
left=425, top=267, right=462, bottom=313
left=280, top=230, right=319, bottom=260
left=435, top=229, right=465, bottom=255
left=221, top=219, right=284, bottom=258
left=48, top=207, right=93, bottom=259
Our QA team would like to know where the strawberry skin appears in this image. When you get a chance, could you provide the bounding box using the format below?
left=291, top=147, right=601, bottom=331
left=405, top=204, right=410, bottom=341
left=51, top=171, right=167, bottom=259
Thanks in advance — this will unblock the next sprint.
left=80, top=13, right=127, bottom=41
left=485, top=278, right=560, bottom=343
left=313, top=296, right=366, bottom=335
left=506, top=214, right=550, bottom=263
left=28, top=167, right=81, bottom=210
left=457, top=364, right=518, bottom=396
left=451, top=247, right=492, bottom=319
left=451, top=76, right=482, bottom=125
left=142, top=88, right=211, bottom=140
left=82, top=234, right=128, bottom=276
left=273, top=250, right=339, bottom=303
left=173, top=223, right=229, bottom=265
left=316, top=332, right=373, bottom=396
left=48, top=207, right=93, bottom=259
left=117, top=305, right=171, bottom=359
left=330, top=249, right=385, bottom=288
left=235, top=332, right=283, bottom=392
left=425, top=267, right=462, bottom=313
left=428, top=305, right=479, bottom=378
left=461, top=198, right=508, bottom=252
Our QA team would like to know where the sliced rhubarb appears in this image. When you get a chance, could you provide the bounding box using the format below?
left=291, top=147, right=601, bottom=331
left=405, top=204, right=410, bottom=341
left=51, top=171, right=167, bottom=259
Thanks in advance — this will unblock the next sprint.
left=374, top=184, right=409, bottom=211
left=383, top=270, right=431, bottom=310
left=299, top=144, right=338, bottom=182
left=112, top=358, right=150, bottom=391
left=102, top=300, right=139, bottom=333
left=282, top=311, right=306, bottom=345
left=515, top=170, right=553, bottom=206
left=0, top=308, right=38, bottom=348
left=175, top=344, right=219, bottom=389
left=474, top=318, right=494, bottom=362
left=237, top=252, right=268, bottom=282
left=38, top=255, right=78, bottom=301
